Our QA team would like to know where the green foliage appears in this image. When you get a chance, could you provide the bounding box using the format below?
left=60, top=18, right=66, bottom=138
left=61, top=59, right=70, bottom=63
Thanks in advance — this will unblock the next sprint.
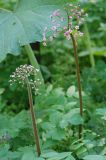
left=83, top=155, right=106, bottom=160
left=40, top=35, right=76, bottom=88
left=0, top=145, right=19, bottom=160
left=0, top=86, right=81, bottom=159
left=0, top=54, right=29, bottom=113
left=40, top=151, right=75, bottom=160
left=0, top=0, right=18, bottom=10
left=0, top=0, right=106, bottom=159
left=0, top=86, right=106, bottom=159
left=0, top=0, right=67, bottom=62
left=79, top=46, right=106, bottom=57
left=82, top=61, right=106, bottom=103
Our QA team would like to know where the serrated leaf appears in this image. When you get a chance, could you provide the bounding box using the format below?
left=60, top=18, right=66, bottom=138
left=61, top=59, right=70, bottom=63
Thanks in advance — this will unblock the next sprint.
left=0, top=0, right=67, bottom=61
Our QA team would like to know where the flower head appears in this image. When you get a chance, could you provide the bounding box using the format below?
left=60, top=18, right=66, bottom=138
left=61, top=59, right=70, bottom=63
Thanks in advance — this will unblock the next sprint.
left=42, top=2, right=85, bottom=45
left=9, top=65, right=41, bottom=94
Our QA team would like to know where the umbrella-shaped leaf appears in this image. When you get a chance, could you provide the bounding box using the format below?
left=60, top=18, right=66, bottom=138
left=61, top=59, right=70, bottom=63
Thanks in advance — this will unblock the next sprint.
left=0, top=0, right=68, bottom=62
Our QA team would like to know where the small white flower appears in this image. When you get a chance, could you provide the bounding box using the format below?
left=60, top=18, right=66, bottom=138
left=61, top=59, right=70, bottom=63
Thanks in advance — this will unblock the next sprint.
left=69, top=16, right=72, bottom=19
left=81, top=9, right=84, bottom=13
left=75, top=26, right=79, bottom=30
left=9, top=65, right=40, bottom=89
left=43, top=41, right=47, bottom=46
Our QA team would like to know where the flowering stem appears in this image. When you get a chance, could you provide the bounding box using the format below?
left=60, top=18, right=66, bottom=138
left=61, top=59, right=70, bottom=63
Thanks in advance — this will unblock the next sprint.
left=71, top=34, right=83, bottom=139
left=27, top=79, right=41, bottom=156
left=24, top=44, right=45, bottom=89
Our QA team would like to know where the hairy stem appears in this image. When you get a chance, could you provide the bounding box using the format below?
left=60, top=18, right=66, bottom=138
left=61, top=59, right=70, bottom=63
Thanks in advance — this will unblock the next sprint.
left=24, top=44, right=45, bottom=89
left=71, top=34, right=83, bottom=139
left=27, top=80, right=41, bottom=156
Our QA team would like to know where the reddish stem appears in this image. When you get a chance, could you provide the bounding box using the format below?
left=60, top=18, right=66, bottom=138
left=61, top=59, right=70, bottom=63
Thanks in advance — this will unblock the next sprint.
left=71, top=34, right=83, bottom=139
left=27, top=81, right=41, bottom=156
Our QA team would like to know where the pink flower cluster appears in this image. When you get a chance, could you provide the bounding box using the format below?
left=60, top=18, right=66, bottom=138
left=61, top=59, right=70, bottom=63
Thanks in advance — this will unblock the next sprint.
left=42, top=3, right=85, bottom=45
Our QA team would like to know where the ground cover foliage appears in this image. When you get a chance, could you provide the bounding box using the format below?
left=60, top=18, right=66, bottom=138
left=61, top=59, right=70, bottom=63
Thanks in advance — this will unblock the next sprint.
left=0, top=0, right=106, bottom=159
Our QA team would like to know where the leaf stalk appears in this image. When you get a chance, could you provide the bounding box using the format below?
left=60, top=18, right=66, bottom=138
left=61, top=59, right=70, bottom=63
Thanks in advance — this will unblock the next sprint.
left=24, top=44, right=45, bottom=89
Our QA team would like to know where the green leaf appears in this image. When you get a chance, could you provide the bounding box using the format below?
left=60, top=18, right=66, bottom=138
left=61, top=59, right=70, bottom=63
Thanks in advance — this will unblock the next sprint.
left=21, top=151, right=36, bottom=160
left=0, top=145, right=20, bottom=160
left=41, top=151, right=74, bottom=160
left=0, top=0, right=67, bottom=62
left=0, top=88, right=5, bottom=94
left=69, top=114, right=83, bottom=125
left=96, top=108, right=106, bottom=120
left=60, top=108, right=83, bottom=127
left=96, top=108, right=106, bottom=116
left=66, top=86, right=76, bottom=97
left=65, top=156, right=76, bottom=160
left=42, top=121, right=65, bottom=140
left=76, top=146, right=87, bottom=157
left=18, top=146, right=37, bottom=160
left=41, top=151, right=58, bottom=158
left=79, top=47, right=106, bottom=57
left=0, top=110, right=30, bottom=137
left=36, top=158, right=44, bottom=160
left=83, top=155, right=106, bottom=160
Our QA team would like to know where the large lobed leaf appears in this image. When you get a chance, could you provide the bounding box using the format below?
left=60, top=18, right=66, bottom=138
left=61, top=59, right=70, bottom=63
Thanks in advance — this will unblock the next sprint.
left=0, top=0, right=67, bottom=62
